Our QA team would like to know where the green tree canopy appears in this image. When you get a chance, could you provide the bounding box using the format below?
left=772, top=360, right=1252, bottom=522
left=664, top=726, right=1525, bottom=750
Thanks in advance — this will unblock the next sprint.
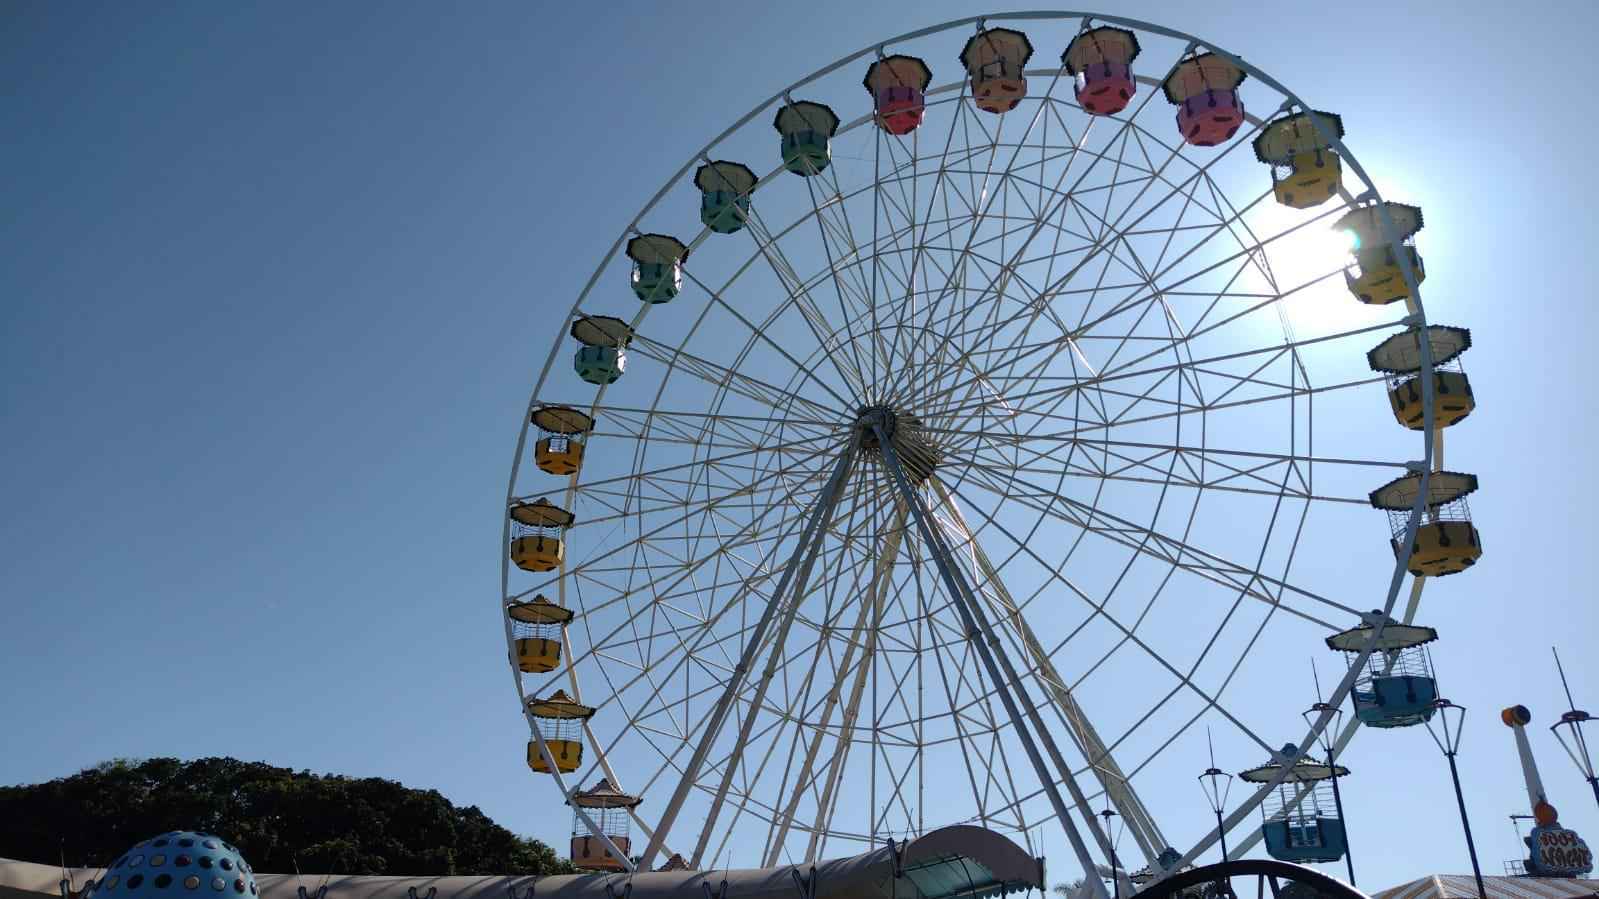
left=0, top=757, right=573, bottom=877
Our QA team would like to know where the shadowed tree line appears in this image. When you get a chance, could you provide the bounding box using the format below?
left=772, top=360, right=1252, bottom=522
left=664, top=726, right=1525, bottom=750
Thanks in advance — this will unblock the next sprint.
left=0, top=758, right=574, bottom=877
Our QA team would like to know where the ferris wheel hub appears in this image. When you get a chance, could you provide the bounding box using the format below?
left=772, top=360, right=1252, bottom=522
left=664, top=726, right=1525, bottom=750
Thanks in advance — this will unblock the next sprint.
left=855, top=404, right=942, bottom=483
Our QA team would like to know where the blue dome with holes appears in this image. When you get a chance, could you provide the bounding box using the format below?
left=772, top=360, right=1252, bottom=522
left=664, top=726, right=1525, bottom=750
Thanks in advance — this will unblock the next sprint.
left=91, top=832, right=257, bottom=899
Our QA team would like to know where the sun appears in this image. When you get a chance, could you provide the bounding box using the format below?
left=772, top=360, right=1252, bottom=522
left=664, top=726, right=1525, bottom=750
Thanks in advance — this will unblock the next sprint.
left=1248, top=203, right=1367, bottom=333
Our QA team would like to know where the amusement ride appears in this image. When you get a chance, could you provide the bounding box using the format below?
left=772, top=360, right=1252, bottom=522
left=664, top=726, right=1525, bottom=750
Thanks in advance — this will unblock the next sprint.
left=499, top=11, right=1487, bottom=895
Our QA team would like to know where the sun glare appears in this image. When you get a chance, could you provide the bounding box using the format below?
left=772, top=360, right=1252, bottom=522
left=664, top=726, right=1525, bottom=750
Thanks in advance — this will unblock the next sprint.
left=1248, top=204, right=1368, bottom=333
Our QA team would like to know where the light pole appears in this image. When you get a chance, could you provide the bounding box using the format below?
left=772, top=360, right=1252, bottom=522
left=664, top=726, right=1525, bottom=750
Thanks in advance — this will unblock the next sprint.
left=1100, top=805, right=1124, bottom=899
left=1549, top=648, right=1599, bottom=813
left=1198, top=741, right=1234, bottom=863
left=1304, top=701, right=1356, bottom=886
left=1423, top=699, right=1487, bottom=899
left=1198, top=730, right=1235, bottom=899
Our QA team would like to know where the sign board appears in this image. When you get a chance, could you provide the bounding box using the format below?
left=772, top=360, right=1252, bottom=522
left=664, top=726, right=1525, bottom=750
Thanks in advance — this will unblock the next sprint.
left=1526, top=825, right=1594, bottom=876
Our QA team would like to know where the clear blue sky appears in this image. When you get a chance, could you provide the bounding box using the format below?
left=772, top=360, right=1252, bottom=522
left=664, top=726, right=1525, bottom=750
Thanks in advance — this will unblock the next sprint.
left=4, top=0, right=1598, bottom=891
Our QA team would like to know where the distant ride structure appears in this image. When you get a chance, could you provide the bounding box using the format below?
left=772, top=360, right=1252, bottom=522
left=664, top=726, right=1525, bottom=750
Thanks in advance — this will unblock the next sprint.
left=499, top=10, right=1481, bottom=892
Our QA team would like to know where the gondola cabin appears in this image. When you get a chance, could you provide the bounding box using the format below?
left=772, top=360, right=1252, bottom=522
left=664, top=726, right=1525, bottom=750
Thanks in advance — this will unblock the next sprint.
left=569, top=779, right=642, bottom=872
left=531, top=404, right=594, bottom=476
left=626, top=234, right=689, bottom=304
left=960, top=28, right=1033, bottom=114
left=1240, top=744, right=1350, bottom=864
left=1326, top=616, right=1440, bottom=728
left=509, top=498, right=574, bottom=573
left=695, top=161, right=757, bottom=235
left=508, top=595, right=574, bottom=674
left=1366, top=325, right=1475, bottom=430
left=1062, top=26, right=1141, bottom=116
left=1252, top=110, right=1344, bottom=209
left=1336, top=202, right=1425, bottom=305
left=774, top=101, right=840, bottom=176
left=526, top=689, right=593, bottom=774
left=571, top=314, right=633, bottom=385
left=1162, top=53, right=1247, bottom=147
left=864, top=55, right=932, bottom=135
left=1369, top=471, right=1482, bottom=577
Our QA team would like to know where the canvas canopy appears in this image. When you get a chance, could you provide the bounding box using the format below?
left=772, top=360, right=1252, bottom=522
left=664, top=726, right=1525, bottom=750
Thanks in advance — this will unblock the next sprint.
left=1061, top=26, right=1140, bottom=73
left=773, top=101, right=839, bottom=137
left=626, top=235, right=688, bottom=266
left=1337, top=202, right=1424, bottom=242
left=2, top=825, right=1044, bottom=899
left=526, top=689, right=594, bottom=720
left=694, top=161, right=757, bottom=195
left=863, top=55, right=932, bottom=93
left=1162, top=53, right=1246, bottom=103
left=510, top=498, right=575, bottom=528
left=532, top=405, right=595, bottom=435
left=1239, top=746, right=1349, bottom=784
left=1326, top=619, right=1438, bottom=652
left=507, top=596, right=574, bottom=625
left=960, top=28, right=1034, bottom=75
left=1368, top=471, right=1479, bottom=511
left=1252, top=110, right=1344, bottom=163
left=1366, top=326, right=1472, bottom=374
left=570, top=316, right=633, bottom=349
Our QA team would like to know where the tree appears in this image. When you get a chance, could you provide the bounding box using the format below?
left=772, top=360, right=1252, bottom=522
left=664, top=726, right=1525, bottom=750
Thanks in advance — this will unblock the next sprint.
left=0, top=757, right=574, bottom=876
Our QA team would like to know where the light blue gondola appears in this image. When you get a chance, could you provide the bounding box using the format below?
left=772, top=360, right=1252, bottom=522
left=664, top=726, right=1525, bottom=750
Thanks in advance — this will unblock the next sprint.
left=570, top=314, right=632, bottom=386
left=1240, top=743, right=1350, bottom=864
left=1262, top=815, right=1348, bottom=864
left=695, top=161, right=756, bottom=235
left=626, top=234, right=688, bottom=304
left=773, top=101, right=839, bottom=176
left=1327, top=615, right=1440, bottom=729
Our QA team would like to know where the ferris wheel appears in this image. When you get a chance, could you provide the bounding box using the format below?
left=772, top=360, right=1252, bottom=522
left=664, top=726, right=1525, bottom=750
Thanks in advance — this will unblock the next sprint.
left=500, top=11, right=1481, bottom=892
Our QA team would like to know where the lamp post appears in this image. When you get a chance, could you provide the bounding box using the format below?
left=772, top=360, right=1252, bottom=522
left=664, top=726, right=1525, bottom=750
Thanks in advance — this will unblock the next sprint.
left=1304, top=701, right=1356, bottom=886
left=1099, top=805, right=1124, bottom=899
left=1423, top=699, right=1487, bottom=899
left=1198, top=768, right=1233, bottom=863
left=1549, top=648, right=1599, bottom=813
left=1198, top=730, right=1235, bottom=899
left=1198, top=727, right=1234, bottom=863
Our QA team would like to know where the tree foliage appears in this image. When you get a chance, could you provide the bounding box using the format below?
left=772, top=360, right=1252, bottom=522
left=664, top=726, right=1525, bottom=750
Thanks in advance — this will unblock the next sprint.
left=0, top=757, right=574, bottom=877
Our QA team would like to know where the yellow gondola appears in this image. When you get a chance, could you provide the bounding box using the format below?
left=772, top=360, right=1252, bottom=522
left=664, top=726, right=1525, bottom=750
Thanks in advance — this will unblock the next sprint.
left=1336, top=202, right=1425, bottom=305
left=526, top=689, right=594, bottom=774
left=507, top=595, right=574, bottom=673
left=531, top=404, right=595, bottom=476
left=1369, top=471, right=1482, bottom=577
left=568, top=779, right=642, bottom=871
left=1366, top=325, right=1475, bottom=430
left=1252, top=110, right=1344, bottom=209
left=509, top=498, right=574, bottom=573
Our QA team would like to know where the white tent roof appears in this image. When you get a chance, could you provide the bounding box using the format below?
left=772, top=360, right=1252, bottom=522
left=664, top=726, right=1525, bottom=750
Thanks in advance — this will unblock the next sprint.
left=1375, top=874, right=1599, bottom=899
left=2, top=826, right=1042, bottom=899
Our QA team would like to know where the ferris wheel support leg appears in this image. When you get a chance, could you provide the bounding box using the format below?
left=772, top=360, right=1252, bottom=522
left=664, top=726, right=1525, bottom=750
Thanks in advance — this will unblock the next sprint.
left=637, top=444, right=858, bottom=872
left=800, top=504, right=910, bottom=862
left=928, top=476, right=1169, bottom=868
left=875, top=422, right=1110, bottom=899
left=915, top=475, right=1119, bottom=869
left=764, top=500, right=909, bottom=868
